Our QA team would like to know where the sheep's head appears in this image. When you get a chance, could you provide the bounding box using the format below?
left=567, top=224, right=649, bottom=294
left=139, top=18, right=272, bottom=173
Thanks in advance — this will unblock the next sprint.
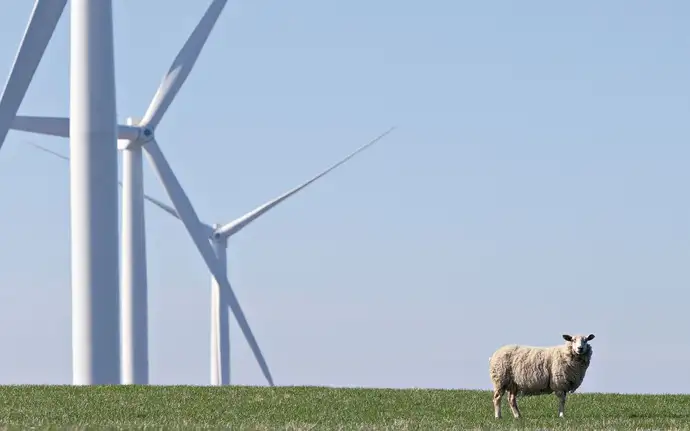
left=562, top=333, right=595, bottom=357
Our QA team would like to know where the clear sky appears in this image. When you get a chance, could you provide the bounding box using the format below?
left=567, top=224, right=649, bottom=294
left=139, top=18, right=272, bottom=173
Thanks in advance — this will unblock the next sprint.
left=0, top=0, right=688, bottom=394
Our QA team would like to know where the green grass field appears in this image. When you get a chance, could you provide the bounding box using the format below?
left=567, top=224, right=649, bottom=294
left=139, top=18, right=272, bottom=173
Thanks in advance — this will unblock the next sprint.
left=0, top=386, right=688, bottom=430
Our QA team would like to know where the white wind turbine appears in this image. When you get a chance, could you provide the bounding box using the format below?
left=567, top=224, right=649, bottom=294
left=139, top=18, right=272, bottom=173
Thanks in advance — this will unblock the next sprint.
left=0, top=0, right=125, bottom=385
left=26, top=125, right=395, bottom=385
left=2, top=0, right=274, bottom=384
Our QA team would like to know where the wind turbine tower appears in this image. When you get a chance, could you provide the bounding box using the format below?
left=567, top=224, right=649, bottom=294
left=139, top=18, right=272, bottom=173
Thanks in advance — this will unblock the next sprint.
left=69, top=0, right=122, bottom=385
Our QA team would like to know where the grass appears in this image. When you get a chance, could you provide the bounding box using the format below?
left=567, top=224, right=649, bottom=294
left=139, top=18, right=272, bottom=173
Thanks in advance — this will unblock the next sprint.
left=0, top=386, right=687, bottom=430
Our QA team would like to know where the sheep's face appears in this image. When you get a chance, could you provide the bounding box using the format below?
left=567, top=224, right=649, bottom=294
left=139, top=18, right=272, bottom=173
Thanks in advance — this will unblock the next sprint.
left=562, top=334, right=595, bottom=356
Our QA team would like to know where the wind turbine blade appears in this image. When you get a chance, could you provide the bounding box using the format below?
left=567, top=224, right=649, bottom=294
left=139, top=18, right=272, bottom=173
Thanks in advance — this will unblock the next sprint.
left=12, top=115, right=141, bottom=140
left=12, top=115, right=70, bottom=137
left=214, top=126, right=397, bottom=238
left=142, top=138, right=274, bottom=386
left=25, top=141, right=183, bottom=221
left=24, top=140, right=69, bottom=161
left=141, top=194, right=181, bottom=221
left=140, top=0, right=227, bottom=129
left=0, top=0, right=67, bottom=150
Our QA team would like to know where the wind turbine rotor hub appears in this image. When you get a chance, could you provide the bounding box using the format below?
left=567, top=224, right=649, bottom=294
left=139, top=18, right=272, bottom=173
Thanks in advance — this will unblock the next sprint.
left=210, top=224, right=222, bottom=240
left=141, top=127, right=154, bottom=142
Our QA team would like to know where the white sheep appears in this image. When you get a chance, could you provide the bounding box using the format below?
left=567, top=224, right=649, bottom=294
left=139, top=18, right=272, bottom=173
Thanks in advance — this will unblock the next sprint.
left=488, top=333, right=595, bottom=419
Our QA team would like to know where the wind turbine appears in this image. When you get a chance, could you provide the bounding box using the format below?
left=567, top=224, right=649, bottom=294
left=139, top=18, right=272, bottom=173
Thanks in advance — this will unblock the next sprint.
left=5, top=0, right=277, bottom=385
left=0, top=0, right=124, bottom=384
left=25, top=125, right=395, bottom=385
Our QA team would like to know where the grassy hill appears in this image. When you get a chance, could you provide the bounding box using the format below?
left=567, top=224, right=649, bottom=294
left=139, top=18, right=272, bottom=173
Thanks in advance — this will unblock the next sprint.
left=0, top=385, right=687, bottom=429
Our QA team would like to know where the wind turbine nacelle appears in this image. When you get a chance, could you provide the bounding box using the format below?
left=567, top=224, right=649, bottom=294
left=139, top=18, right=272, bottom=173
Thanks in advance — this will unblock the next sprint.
left=117, top=117, right=149, bottom=150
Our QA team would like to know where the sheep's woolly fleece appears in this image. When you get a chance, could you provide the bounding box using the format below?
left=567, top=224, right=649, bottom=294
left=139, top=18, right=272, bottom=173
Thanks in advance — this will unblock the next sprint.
left=489, top=337, right=593, bottom=396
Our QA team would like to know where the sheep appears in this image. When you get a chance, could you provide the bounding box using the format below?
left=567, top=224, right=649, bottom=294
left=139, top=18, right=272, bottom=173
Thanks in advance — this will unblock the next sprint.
left=488, top=333, right=595, bottom=419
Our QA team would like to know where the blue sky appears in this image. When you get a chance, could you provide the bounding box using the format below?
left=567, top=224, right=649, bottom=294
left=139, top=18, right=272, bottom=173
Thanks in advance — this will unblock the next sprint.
left=0, top=0, right=689, bottom=393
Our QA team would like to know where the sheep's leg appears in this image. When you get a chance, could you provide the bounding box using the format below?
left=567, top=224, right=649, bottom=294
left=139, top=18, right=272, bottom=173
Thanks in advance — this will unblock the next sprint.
left=556, top=391, right=566, bottom=418
left=508, top=390, right=521, bottom=419
left=493, top=387, right=505, bottom=419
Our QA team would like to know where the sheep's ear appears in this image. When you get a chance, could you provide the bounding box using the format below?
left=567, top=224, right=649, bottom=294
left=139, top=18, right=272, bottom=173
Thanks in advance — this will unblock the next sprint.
left=586, top=334, right=595, bottom=341
left=562, top=334, right=573, bottom=341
